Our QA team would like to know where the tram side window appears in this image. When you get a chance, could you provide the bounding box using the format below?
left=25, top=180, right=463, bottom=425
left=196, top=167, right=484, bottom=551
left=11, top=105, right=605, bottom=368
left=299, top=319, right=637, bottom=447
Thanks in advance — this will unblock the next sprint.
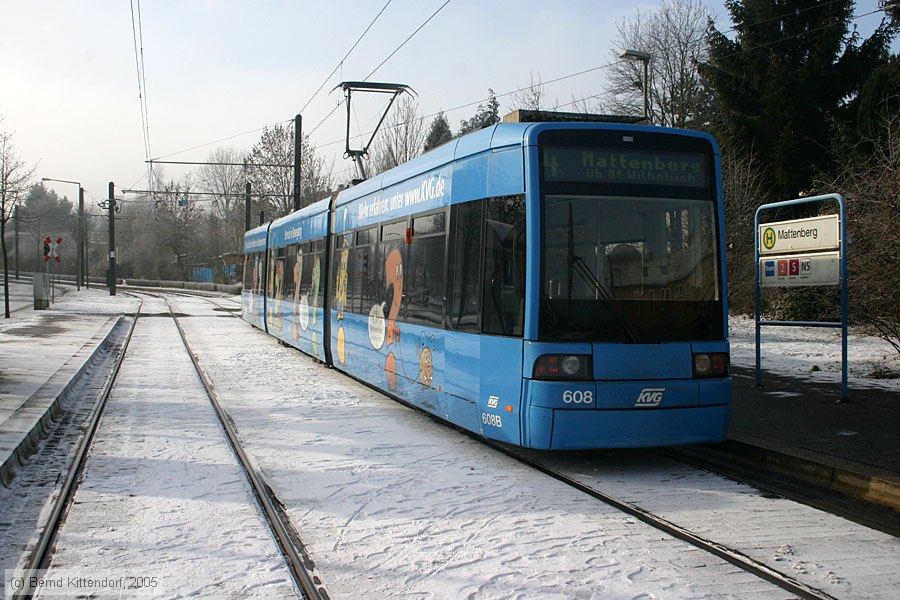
left=295, top=242, right=310, bottom=300
left=283, top=245, right=297, bottom=300
left=448, top=200, right=483, bottom=332
left=379, top=220, right=406, bottom=321
left=310, top=239, right=326, bottom=311
left=406, top=211, right=447, bottom=327
left=355, top=228, right=380, bottom=315
left=250, top=252, right=264, bottom=294
left=482, top=195, right=526, bottom=337
left=243, top=253, right=252, bottom=290
left=350, top=237, right=372, bottom=314
left=267, top=249, right=281, bottom=299
left=271, top=247, right=289, bottom=300
left=332, top=233, right=354, bottom=312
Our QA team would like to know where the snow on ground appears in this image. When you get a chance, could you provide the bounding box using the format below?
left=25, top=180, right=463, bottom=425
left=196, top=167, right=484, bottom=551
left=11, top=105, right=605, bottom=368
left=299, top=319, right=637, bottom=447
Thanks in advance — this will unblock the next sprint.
left=172, top=296, right=898, bottom=599
left=4, top=285, right=898, bottom=598
left=729, top=314, right=900, bottom=391
left=34, top=297, right=297, bottom=599
left=178, top=311, right=784, bottom=599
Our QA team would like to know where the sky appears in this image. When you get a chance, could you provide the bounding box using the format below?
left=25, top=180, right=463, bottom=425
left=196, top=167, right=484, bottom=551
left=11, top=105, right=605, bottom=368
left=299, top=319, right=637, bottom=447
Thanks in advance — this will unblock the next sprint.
left=1, top=0, right=894, bottom=212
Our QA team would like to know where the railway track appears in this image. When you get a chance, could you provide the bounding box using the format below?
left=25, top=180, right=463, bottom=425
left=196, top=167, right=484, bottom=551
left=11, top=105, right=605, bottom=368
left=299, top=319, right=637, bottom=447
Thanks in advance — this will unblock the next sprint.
left=487, top=441, right=840, bottom=600
left=161, top=293, right=329, bottom=600
left=167, top=288, right=887, bottom=599
left=661, top=444, right=900, bottom=538
left=13, top=287, right=883, bottom=597
left=144, top=290, right=900, bottom=597
left=12, top=297, right=141, bottom=599
left=13, top=292, right=328, bottom=600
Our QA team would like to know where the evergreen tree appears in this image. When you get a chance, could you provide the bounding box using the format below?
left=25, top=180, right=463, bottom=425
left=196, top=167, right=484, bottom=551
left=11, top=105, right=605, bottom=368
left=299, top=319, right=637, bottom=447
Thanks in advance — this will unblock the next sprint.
left=18, top=185, right=76, bottom=272
left=458, top=89, right=501, bottom=135
left=423, top=111, right=452, bottom=152
left=856, top=57, right=900, bottom=142
left=701, top=0, right=893, bottom=198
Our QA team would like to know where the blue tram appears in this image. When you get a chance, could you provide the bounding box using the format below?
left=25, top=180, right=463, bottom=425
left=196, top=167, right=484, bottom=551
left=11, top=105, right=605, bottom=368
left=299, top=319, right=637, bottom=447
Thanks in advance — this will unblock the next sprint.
left=243, top=117, right=731, bottom=449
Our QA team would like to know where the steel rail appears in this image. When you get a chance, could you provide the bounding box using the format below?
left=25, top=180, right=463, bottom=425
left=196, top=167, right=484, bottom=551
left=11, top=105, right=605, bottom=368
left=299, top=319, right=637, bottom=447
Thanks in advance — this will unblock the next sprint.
left=166, top=287, right=837, bottom=599
left=14, top=296, right=143, bottom=600
left=484, top=440, right=840, bottom=600
left=162, top=295, right=328, bottom=600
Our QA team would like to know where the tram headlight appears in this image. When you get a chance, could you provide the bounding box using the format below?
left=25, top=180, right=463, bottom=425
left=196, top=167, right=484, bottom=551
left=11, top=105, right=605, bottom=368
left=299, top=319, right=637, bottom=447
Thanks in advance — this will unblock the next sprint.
left=561, top=355, right=581, bottom=375
left=693, top=352, right=729, bottom=378
left=533, top=354, right=592, bottom=380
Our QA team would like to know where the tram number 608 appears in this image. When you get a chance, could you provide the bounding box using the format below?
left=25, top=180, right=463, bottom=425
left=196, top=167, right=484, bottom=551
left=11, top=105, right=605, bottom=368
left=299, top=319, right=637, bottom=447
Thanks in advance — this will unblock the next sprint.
left=562, top=390, right=593, bottom=404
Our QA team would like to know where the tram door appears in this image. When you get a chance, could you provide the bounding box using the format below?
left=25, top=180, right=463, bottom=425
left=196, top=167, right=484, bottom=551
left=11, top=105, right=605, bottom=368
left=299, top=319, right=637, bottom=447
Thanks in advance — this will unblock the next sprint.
left=477, top=196, right=526, bottom=445
left=443, top=195, right=526, bottom=443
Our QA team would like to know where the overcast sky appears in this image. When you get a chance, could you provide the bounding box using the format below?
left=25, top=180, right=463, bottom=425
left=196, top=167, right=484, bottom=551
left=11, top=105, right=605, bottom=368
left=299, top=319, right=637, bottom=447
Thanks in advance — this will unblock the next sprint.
left=1, top=1, right=893, bottom=212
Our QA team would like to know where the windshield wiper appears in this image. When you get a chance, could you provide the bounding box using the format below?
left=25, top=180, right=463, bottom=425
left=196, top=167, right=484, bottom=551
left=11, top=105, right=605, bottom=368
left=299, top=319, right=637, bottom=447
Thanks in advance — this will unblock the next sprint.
left=566, top=204, right=641, bottom=343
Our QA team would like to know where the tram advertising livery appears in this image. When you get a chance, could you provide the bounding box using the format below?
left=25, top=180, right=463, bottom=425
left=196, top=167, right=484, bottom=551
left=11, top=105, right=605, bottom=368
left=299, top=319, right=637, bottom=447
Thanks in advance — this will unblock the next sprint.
left=243, top=116, right=731, bottom=450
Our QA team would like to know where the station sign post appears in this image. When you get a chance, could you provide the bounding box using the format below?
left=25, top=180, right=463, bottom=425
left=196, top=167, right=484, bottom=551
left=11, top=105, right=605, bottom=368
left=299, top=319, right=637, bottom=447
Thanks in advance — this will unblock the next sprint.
left=754, top=194, right=848, bottom=401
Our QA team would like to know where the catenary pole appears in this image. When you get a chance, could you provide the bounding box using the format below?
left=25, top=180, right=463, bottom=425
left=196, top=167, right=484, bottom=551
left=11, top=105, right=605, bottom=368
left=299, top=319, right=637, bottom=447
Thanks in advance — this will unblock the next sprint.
left=293, top=114, right=302, bottom=212
left=14, top=204, right=19, bottom=280
left=77, top=186, right=84, bottom=290
left=108, top=182, right=117, bottom=296
left=245, top=182, right=251, bottom=232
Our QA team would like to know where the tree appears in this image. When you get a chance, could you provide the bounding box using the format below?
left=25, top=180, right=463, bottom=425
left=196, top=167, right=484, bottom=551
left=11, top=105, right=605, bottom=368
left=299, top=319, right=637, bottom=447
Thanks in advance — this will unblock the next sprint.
left=701, top=0, right=893, bottom=198
left=458, top=89, right=501, bottom=135
left=855, top=57, right=900, bottom=144
left=367, top=96, right=426, bottom=175
left=883, top=0, right=900, bottom=27
left=567, top=94, right=605, bottom=115
left=17, top=184, right=76, bottom=273
left=198, top=147, right=245, bottom=220
left=510, top=71, right=557, bottom=112
left=607, top=0, right=713, bottom=128
left=245, top=123, right=333, bottom=220
left=720, top=148, right=769, bottom=314
left=423, top=111, right=452, bottom=152
left=1, top=126, right=36, bottom=317
left=149, top=173, right=201, bottom=280
left=298, top=133, right=333, bottom=207
left=826, top=108, right=900, bottom=354
left=197, top=147, right=248, bottom=258
left=245, top=124, right=293, bottom=219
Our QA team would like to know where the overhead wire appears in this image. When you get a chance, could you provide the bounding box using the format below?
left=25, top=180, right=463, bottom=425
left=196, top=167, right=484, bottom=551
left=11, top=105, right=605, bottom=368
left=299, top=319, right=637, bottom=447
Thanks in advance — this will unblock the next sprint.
left=298, top=0, right=393, bottom=116
left=363, top=0, right=451, bottom=81
left=150, top=1, right=888, bottom=178
left=136, top=1, right=152, bottom=189
left=308, top=0, right=453, bottom=140
left=153, top=1, right=394, bottom=162
left=129, top=0, right=152, bottom=190
left=327, top=4, right=888, bottom=180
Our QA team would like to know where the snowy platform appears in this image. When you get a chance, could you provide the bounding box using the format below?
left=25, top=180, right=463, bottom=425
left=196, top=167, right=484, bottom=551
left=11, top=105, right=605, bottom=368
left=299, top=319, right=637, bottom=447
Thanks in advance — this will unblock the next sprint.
left=0, top=282, right=125, bottom=486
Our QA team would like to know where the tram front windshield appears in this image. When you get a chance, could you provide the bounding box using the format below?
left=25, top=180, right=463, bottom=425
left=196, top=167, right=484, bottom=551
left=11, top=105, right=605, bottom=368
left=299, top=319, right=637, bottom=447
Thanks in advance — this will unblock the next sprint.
left=539, top=133, right=724, bottom=343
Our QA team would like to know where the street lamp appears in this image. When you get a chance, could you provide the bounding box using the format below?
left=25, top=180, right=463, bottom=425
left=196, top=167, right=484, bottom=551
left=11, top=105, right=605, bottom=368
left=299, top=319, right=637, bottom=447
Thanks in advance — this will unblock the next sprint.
left=619, top=49, right=652, bottom=123
left=41, top=177, right=86, bottom=290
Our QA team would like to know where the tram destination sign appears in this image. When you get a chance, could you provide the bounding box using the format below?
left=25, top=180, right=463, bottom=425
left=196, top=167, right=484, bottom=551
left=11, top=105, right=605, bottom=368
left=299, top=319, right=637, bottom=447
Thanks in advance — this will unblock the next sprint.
left=758, top=214, right=839, bottom=255
left=759, top=251, right=840, bottom=287
left=542, top=147, right=709, bottom=188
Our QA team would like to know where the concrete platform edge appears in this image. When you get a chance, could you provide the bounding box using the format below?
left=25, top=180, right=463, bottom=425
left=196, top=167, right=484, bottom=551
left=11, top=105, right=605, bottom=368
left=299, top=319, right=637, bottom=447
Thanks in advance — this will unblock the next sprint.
left=717, top=434, right=900, bottom=512
left=0, top=316, right=123, bottom=488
